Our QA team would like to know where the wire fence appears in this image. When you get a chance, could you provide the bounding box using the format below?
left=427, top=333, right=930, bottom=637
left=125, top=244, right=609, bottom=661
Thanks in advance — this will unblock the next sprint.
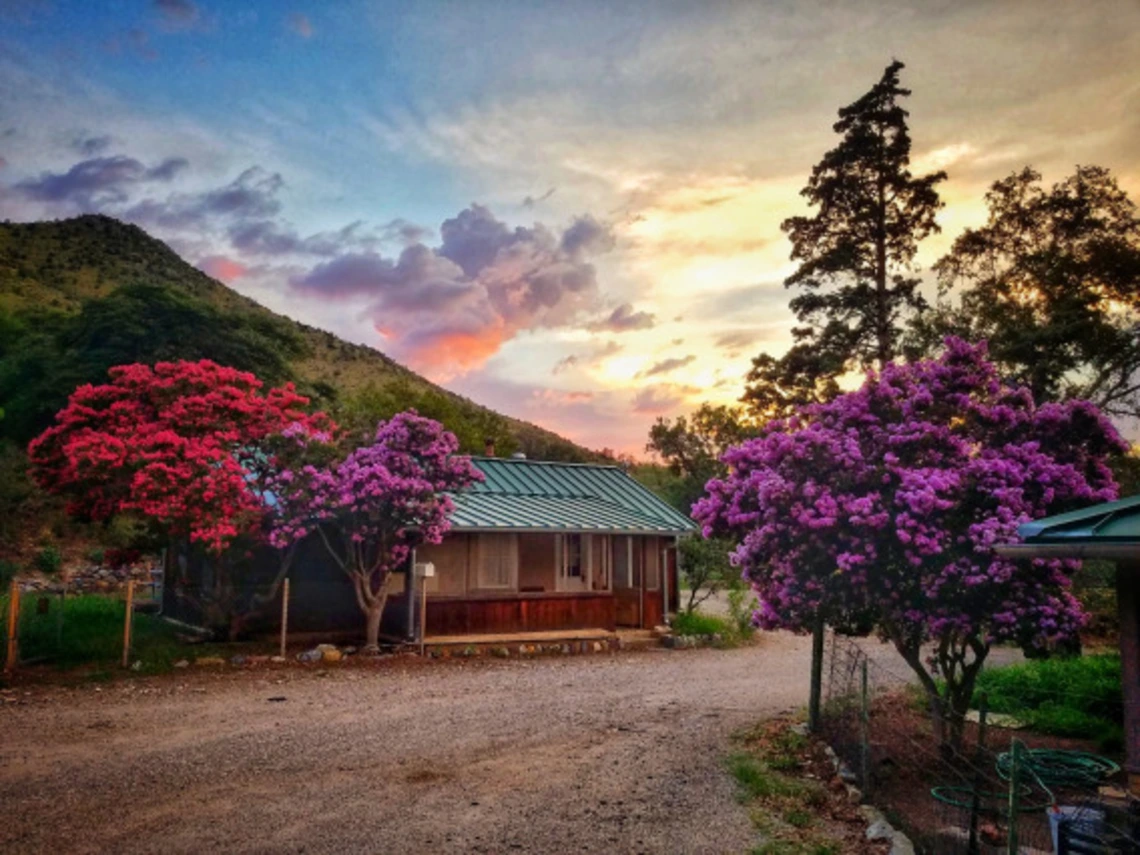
left=819, top=632, right=1139, bottom=853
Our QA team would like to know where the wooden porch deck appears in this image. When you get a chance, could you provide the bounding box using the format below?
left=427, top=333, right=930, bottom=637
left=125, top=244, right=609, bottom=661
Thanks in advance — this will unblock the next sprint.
left=423, top=628, right=615, bottom=646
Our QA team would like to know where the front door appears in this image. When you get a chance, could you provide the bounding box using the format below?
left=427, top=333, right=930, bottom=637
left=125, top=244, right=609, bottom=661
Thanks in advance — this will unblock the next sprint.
left=613, top=535, right=642, bottom=627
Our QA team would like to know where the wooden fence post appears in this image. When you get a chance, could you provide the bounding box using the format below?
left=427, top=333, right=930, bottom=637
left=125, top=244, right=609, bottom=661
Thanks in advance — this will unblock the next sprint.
left=860, top=658, right=870, bottom=795
left=808, top=616, right=825, bottom=732
left=121, top=580, right=135, bottom=669
left=967, top=693, right=989, bottom=855
left=5, top=579, right=19, bottom=673
left=279, top=578, right=290, bottom=659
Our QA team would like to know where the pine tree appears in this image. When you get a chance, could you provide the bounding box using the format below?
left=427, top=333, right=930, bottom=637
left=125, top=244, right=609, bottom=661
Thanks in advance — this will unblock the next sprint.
left=745, top=60, right=945, bottom=418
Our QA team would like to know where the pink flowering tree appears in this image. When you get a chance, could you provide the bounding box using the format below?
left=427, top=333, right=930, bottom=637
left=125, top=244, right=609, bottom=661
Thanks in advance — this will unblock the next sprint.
left=695, top=338, right=1125, bottom=750
left=271, top=411, right=483, bottom=652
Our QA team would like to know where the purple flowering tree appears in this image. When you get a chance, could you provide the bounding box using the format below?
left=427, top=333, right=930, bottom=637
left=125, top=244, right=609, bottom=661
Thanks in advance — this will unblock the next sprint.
left=271, top=411, right=483, bottom=652
left=695, top=338, right=1126, bottom=750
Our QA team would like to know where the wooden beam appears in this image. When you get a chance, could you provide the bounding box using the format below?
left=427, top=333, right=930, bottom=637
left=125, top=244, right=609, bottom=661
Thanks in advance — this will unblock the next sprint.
left=1118, top=563, right=1140, bottom=795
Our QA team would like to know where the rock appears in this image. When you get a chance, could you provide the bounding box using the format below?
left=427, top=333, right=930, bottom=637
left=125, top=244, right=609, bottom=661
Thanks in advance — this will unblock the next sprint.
left=173, top=659, right=190, bottom=669
left=789, top=722, right=810, bottom=736
left=490, top=646, right=510, bottom=658
left=230, top=655, right=248, bottom=666
left=592, top=641, right=603, bottom=653
left=889, top=831, right=916, bottom=855
left=866, top=819, right=895, bottom=842
left=845, top=784, right=863, bottom=804
left=560, top=644, right=571, bottom=654
left=130, top=660, right=142, bottom=671
left=315, top=643, right=339, bottom=652
left=341, top=646, right=358, bottom=655
left=195, top=656, right=226, bottom=666
left=321, top=648, right=344, bottom=663
left=245, top=655, right=268, bottom=665
left=296, top=649, right=322, bottom=664
left=270, top=655, right=287, bottom=663
left=838, top=762, right=858, bottom=784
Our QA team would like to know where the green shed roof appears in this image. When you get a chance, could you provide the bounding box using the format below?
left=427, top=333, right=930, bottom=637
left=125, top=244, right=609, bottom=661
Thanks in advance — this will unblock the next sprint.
left=1018, top=494, right=1140, bottom=543
left=448, top=457, right=697, bottom=535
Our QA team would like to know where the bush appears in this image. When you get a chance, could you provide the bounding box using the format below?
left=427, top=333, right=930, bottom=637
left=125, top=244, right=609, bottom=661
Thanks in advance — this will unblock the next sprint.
left=727, top=584, right=758, bottom=640
left=86, top=547, right=105, bottom=565
left=972, top=654, right=1122, bottom=750
left=33, top=543, right=62, bottom=574
left=0, top=558, right=17, bottom=588
left=673, top=610, right=729, bottom=637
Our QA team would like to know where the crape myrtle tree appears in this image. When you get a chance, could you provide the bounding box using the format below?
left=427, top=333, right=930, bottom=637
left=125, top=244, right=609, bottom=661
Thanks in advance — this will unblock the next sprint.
left=696, top=339, right=1124, bottom=752
left=28, top=360, right=335, bottom=637
left=271, top=411, right=482, bottom=652
left=744, top=60, right=946, bottom=421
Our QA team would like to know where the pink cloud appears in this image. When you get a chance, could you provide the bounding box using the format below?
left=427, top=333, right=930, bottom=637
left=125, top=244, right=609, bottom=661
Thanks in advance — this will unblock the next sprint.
left=198, top=255, right=247, bottom=282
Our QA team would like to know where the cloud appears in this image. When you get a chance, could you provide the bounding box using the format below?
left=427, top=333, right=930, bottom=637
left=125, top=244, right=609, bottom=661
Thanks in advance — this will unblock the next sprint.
left=124, top=166, right=283, bottom=229
left=290, top=204, right=615, bottom=376
left=228, top=218, right=383, bottom=257
left=531, top=389, right=594, bottom=406
left=587, top=302, right=655, bottom=332
left=631, top=384, right=697, bottom=415
left=154, top=0, right=200, bottom=31
left=639, top=354, right=695, bottom=378
left=13, top=154, right=186, bottom=207
left=714, top=329, right=759, bottom=353
left=550, top=339, right=622, bottom=375
left=198, top=255, right=247, bottom=282
left=71, top=135, right=112, bottom=156
left=552, top=354, right=578, bottom=374
left=522, top=188, right=555, bottom=208
left=287, top=13, right=314, bottom=38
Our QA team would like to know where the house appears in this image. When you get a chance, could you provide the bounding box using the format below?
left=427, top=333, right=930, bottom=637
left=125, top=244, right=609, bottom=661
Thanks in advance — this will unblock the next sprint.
left=164, top=455, right=698, bottom=643
left=380, top=456, right=699, bottom=640
left=997, top=494, right=1140, bottom=796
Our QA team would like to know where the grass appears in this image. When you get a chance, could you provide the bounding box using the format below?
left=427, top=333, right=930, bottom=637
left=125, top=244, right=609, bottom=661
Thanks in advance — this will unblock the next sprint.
left=0, top=592, right=238, bottom=675
left=727, top=723, right=842, bottom=855
left=971, top=653, right=1123, bottom=750
left=672, top=610, right=730, bottom=638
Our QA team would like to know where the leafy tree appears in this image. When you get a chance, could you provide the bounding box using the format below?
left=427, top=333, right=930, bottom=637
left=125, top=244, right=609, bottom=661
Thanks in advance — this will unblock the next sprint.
left=697, top=338, right=1123, bottom=751
left=28, top=360, right=335, bottom=637
left=745, top=60, right=945, bottom=418
left=646, top=403, right=754, bottom=513
left=914, top=165, right=1140, bottom=419
left=271, top=412, right=483, bottom=651
left=678, top=535, right=737, bottom=614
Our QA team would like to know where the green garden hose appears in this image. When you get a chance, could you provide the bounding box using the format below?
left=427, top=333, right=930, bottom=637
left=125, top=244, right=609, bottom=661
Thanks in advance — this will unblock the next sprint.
left=931, top=783, right=1049, bottom=814
left=995, top=748, right=1120, bottom=789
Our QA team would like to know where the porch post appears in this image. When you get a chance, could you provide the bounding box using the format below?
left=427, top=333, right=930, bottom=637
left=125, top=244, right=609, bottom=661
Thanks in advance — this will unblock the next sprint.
left=405, top=548, right=418, bottom=643
left=1119, top=562, right=1140, bottom=795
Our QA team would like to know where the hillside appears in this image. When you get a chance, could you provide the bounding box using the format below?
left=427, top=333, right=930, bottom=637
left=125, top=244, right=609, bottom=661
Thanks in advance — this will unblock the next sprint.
left=0, top=214, right=596, bottom=462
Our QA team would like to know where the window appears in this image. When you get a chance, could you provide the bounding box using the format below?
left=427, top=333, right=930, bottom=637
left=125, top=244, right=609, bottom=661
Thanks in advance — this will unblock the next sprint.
left=476, top=534, right=517, bottom=590
left=556, top=533, right=587, bottom=592
left=565, top=534, right=583, bottom=579
left=613, top=536, right=631, bottom=588
left=590, top=535, right=611, bottom=591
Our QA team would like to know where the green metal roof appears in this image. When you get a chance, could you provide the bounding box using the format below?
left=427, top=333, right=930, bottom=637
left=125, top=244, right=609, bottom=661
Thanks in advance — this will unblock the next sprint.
left=448, top=457, right=697, bottom=534
left=1018, top=494, right=1140, bottom=543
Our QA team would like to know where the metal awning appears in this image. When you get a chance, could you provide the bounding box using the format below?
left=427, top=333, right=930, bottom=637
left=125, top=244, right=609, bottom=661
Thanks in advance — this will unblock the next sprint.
left=995, top=494, right=1140, bottom=560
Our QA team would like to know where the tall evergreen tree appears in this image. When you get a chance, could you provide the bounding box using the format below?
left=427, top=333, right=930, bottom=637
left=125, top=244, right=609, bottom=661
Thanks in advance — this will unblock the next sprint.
left=744, top=60, right=946, bottom=418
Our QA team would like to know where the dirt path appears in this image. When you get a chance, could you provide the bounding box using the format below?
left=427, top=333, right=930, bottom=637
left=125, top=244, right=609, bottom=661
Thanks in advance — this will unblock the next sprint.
left=0, top=633, right=989, bottom=854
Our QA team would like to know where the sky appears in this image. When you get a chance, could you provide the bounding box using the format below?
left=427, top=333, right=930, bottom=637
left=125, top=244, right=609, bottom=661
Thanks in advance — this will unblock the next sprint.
left=0, top=0, right=1138, bottom=455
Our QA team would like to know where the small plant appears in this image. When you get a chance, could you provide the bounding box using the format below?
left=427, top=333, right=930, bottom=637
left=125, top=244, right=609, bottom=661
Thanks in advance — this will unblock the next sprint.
left=783, top=808, right=813, bottom=828
left=33, top=543, right=62, bottom=574
left=86, top=547, right=106, bottom=566
left=672, top=610, right=730, bottom=638
left=726, top=582, right=758, bottom=639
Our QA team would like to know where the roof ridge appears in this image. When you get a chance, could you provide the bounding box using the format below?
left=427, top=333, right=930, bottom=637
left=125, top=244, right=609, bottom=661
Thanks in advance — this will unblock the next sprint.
left=471, top=456, right=621, bottom=470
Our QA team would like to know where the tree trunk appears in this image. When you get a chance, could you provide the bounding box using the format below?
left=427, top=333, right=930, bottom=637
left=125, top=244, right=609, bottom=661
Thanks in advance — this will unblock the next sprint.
left=365, top=601, right=384, bottom=652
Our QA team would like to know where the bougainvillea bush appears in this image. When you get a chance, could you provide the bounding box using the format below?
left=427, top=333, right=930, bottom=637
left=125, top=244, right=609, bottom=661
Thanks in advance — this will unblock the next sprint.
left=270, top=411, right=482, bottom=651
left=28, top=360, right=335, bottom=636
left=695, top=338, right=1125, bottom=749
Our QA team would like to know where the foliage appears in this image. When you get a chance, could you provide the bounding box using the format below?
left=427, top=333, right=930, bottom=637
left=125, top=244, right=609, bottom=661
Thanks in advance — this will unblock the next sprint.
left=28, top=359, right=334, bottom=553
left=678, top=534, right=737, bottom=613
left=745, top=60, right=946, bottom=420
left=915, top=166, right=1140, bottom=420
left=646, top=403, right=755, bottom=512
left=334, top=380, right=519, bottom=458
left=271, top=411, right=482, bottom=650
left=697, top=338, right=1124, bottom=750
left=972, top=655, right=1122, bottom=748
left=726, top=584, right=758, bottom=640
left=0, top=559, right=16, bottom=589
left=33, top=544, right=62, bottom=575
left=672, top=610, right=729, bottom=637
left=0, top=284, right=306, bottom=444
left=0, top=439, right=35, bottom=543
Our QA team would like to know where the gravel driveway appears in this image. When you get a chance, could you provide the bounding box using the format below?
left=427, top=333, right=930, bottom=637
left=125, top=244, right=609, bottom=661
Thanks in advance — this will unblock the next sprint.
left=0, top=633, right=957, bottom=854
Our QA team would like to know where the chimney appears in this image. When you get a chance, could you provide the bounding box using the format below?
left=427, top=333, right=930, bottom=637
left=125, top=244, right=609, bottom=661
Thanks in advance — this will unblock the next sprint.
left=484, top=437, right=496, bottom=457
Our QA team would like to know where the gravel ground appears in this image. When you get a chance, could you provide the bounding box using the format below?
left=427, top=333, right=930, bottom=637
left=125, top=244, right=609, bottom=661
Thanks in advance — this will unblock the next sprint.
left=0, top=632, right=1013, bottom=855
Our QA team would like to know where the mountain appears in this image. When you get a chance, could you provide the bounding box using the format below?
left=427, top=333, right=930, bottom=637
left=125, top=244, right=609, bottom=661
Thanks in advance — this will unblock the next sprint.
left=0, top=214, right=597, bottom=462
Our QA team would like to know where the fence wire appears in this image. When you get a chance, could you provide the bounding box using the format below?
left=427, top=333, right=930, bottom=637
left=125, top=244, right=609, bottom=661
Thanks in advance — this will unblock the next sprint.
left=819, top=632, right=1139, bottom=853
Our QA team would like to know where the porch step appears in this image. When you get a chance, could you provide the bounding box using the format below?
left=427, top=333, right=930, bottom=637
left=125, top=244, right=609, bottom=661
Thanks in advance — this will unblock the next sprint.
left=616, top=629, right=665, bottom=651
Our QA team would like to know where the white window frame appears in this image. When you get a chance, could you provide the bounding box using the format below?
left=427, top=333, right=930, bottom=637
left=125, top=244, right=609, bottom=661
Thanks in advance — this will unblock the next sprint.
left=556, top=533, right=593, bottom=592
left=475, top=533, right=518, bottom=591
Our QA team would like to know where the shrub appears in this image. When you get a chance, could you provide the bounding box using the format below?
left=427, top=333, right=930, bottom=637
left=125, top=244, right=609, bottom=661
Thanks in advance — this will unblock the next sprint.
left=972, top=654, right=1122, bottom=750
left=727, top=584, right=758, bottom=640
left=86, top=547, right=105, bottom=565
left=33, top=543, right=62, bottom=574
left=672, top=610, right=728, bottom=638
left=0, top=558, right=17, bottom=588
